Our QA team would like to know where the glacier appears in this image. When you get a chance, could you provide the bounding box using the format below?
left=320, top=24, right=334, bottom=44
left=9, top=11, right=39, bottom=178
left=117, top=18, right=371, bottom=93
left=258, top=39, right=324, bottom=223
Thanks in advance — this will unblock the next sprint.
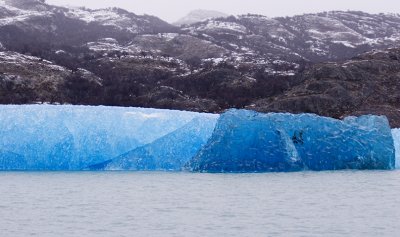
left=393, top=129, right=400, bottom=169
left=90, top=117, right=218, bottom=171
left=189, top=109, right=395, bottom=172
left=0, top=105, right=216, bottom=170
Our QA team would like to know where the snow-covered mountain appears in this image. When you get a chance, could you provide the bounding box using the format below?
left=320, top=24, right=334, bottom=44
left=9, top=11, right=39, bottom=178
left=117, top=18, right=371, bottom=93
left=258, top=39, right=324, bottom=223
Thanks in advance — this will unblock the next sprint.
left=182, top=12, right=400, bottom=62
left=0, top=0, right=177, bottom=45
left=1, top=0, right=400, bottom=126
left=1, top=0, right=400, bottom=71
left=174, top=9, right=229, bottom=26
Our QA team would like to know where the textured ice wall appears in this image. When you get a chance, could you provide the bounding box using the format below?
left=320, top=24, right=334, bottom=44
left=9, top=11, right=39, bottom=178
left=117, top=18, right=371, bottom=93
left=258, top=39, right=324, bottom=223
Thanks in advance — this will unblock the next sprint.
left=90, top=116, right=218, bottom=171
left=189, top=109, right=395, bottom=172
left=0, top=105, right=216, bottom=170
left=393, top=129, right=400, bottom=168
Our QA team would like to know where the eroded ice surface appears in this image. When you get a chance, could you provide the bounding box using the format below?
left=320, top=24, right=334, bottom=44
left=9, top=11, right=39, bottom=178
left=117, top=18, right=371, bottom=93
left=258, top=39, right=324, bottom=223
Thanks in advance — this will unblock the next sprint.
left=393, top=129, right=400, bottom=169
left=90, top=116, right=218, bottom=171
left=0, top=105, right=216, bottom=170
left=189, top=109, right=395, bottom=172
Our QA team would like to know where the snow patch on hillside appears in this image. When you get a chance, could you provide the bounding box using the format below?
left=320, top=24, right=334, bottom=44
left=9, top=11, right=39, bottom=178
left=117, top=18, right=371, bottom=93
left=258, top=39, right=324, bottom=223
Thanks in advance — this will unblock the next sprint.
left=65, top=7, right=140, bottom=33
left=0, top=3, right=49, bottom=26
left=333, top=41, right=356, bottom=48
left=193, top=20, right=247, bottom=34
left=86, top=38, right=127, bottom=52
left=0, top=51, right=66, bottom=71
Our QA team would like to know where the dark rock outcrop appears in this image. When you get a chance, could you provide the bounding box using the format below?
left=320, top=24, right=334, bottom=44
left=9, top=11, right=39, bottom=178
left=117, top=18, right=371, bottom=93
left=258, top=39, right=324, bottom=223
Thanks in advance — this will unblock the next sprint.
left=253, top=48, right=400, bottom=127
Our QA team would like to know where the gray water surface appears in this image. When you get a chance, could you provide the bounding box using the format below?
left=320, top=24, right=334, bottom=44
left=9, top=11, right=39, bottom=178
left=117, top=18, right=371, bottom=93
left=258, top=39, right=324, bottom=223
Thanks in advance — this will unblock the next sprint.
left=0, top=171, right=399, bottom=237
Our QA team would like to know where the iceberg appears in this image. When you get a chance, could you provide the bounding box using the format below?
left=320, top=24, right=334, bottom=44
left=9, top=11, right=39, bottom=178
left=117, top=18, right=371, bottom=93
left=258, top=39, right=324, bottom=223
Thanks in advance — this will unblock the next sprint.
left=189, top=109, right=395, bottom=172
left=90, top=116, right=218, bottom=171
left=0, top=105, right=213, bottom=170
left=0, top=105, right=396, bottom=172
left=393, top=129, right=400, bottom=168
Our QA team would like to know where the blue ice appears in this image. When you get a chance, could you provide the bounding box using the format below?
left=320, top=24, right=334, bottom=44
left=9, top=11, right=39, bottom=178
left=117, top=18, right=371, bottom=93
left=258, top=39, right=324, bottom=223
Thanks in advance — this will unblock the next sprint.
left=0, top=106, right=396, bottom=172
left=393, top=129, right=400, bottom=169
left=189, top=109, right=395, bottom=172
left=0, top=105, right=215, bottom=170
left=90, top=116, right=218, bottom=171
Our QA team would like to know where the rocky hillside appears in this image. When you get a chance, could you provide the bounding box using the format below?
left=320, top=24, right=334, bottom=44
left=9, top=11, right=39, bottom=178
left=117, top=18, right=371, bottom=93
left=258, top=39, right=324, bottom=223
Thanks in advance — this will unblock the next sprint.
left=1, top=0, right=400, bottom=126
left=252, top=48, right=400, bottom=127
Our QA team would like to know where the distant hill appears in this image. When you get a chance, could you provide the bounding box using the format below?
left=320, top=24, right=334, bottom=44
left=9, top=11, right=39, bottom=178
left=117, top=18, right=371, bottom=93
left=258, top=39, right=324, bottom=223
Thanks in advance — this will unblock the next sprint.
left=174, top=9, right=229, bottom=26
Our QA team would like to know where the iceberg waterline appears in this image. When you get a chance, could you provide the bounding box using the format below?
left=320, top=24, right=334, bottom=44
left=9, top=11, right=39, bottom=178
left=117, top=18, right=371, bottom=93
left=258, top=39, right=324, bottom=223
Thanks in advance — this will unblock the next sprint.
left=0, top=105, right=397, bottom=172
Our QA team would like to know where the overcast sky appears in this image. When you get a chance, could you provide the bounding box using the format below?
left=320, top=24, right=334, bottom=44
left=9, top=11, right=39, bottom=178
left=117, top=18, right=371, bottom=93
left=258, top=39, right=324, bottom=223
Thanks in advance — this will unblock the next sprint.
left=46, top=0, right=400, bottom=23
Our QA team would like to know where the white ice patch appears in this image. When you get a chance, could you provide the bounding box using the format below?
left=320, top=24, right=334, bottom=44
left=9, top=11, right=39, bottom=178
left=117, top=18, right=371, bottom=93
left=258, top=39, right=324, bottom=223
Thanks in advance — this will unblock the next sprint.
left=392, top=129, right=400, bottom=168
left=125, top=111, right=166, bottom=120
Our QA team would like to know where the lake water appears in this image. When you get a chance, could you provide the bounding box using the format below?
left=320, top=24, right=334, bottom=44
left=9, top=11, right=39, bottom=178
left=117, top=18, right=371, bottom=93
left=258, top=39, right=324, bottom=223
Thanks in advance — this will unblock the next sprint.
left=0, top=171, right=399, bottom=237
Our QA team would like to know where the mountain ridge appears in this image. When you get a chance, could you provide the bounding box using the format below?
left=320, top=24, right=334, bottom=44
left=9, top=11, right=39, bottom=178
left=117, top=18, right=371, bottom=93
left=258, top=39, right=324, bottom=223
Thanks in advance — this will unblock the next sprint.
left=1, top=0, right=400, bottom=127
